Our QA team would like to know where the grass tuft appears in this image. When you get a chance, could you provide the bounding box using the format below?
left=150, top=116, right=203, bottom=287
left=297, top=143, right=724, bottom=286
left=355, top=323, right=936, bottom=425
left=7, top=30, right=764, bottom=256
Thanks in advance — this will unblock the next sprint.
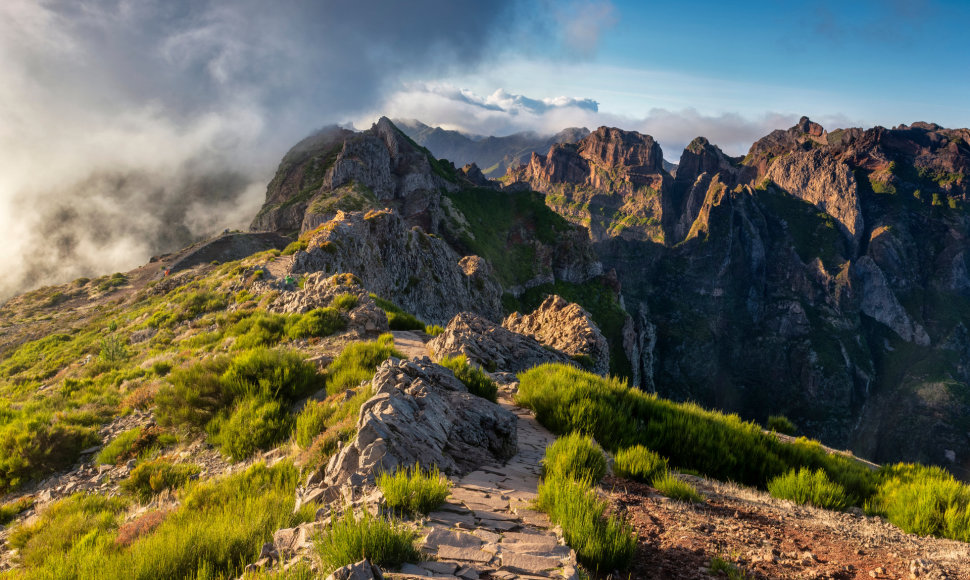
left=543, top=432, right=607, bottom=483
left=438, top=355, right=498, bottom=402
left=315, top=509, right=420, bottom=575
left=767, top=467, right=848, bottom=511
left=613, top=445, right=668, bottom=483
left=377, top=464, right=451, bottom=516
left=652, top=472, right=704, bottom=504
left=326, top=333, right=402, bottom=394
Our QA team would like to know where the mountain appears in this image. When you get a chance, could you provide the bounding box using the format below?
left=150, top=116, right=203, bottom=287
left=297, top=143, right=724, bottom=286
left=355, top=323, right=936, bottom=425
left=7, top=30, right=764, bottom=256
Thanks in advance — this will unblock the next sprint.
left=3, top=115, right=970, bottom=579
left=395, top=119, right=592, bottom=177
left=502, top=117, right=970, bottom=476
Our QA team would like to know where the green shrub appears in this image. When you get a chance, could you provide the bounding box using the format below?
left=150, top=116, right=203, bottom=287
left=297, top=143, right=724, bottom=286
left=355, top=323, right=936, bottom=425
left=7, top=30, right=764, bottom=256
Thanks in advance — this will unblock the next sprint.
left=295, top=401, right=334, bottom=449
left=438, top=355, right=498, bottom=402
left=766, top=415, right=796, bottom=435
left=536, top=475, right=636, bottom=571
left=709, top=556, right=754, bottom=580
left=331, top=293, right=359, bottom=311
left=281, top=240, right=308, bottom=255
left=97, top=428, right=144, bottom=465
left=285, top=308, right=345, bottom=339
left=222, top=347, right=319, bottom=402
left=207, top=395, right=292, bottom=461
left=13, top=462, right=307, bottom=578
left=227, top=311, right=288, bottom=349
left=614, top=445, right=667, bottom=483
left=652, top=473, right=704, bottom=504
left=543, top=432, right=607, bottom=483
left=0, top=496, right=35, bottom=526
left=515, top=364, right=874, bottom=502
left=424, top=324, right=444, bottom=337
left=0, top=416, right=99, bottom=493
left=121, top=459, right=201, bottom=501
left=377, top=464, right=451, bottom=516
left=326, top=334, right=402, bottom=394
left=179, top=291, right=227, bottom=319
left=867, top=463, right=970, bottom=541
left=99, top=335, right=129, bottom=365
left=8, top=493, right=129, bottom=567
left=369, top=294, right=425, bottom=331
left=155, top=357, right=232, bottom=431
left=767, top=467, right=848, bottom=511
left=315, top=509, right=420, bottom=575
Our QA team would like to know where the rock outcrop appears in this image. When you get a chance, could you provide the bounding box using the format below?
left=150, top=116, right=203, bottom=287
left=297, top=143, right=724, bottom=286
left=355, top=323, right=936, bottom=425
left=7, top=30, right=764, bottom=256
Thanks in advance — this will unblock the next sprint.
left=428, top=312, right=576, bottom=373
left=268, top=272, right=389, bottom=335
left=291, top=209, right=502, bottom=325
left=322, top=358, right=517, bottom=489
left=505, top=126, right=672, bottom=242
left=766, top=149, right=864, bottom=249
left=502, top=295, right=609, bottom=376
left=252, top=117, right=457, bottom=233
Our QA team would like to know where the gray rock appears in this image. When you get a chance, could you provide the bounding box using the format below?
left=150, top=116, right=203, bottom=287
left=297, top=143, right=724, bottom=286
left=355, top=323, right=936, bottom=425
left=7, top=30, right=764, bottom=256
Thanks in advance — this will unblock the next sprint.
left=291, top=210, right=502, bottom=325
left=322, top=358, right=517, bottom=489
left=853, top=256, right=930, bottom=345
left=502, top=295, right=610, bottom=376
left=429, top=312, right=576, bottom=374
left=326, top=559, right=384, bottom=580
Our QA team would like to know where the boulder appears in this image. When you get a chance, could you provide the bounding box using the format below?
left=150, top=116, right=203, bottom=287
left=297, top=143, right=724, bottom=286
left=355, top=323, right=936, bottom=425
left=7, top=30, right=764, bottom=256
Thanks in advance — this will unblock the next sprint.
left=326, top=559, right=384, bottom=580
left=502, top=295, right=609, bottom=376
left=322, top=358, right=517, bottom=489
left=429, top=312, right=576, bottom=374
left=269, top=272, right=388, bottom=334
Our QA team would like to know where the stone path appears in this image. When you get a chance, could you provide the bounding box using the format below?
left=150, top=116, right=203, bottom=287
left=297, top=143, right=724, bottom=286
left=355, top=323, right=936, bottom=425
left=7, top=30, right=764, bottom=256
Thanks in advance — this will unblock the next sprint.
left=387, top=393, right=579, bottom=580
left=391, top=330, right=432, bottom=360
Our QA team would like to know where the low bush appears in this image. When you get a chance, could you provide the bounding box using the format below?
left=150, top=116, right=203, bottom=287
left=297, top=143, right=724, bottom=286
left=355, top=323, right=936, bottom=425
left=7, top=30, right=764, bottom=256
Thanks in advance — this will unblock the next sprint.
left=114, top=509, right=170, bottom=548
left=331, top=293, right=359, bottom=311
left=8, top=493, right=129, bottom=568
left=14, top=461, right=308, bottom=578
left=281, top=240, right=308, bottom=255
left=536, top=475, right=636, bottom=572
left=766, top=415, right=797, bottom=435
left=709, top=556, right=754, bottom=580
left=438, top=355, right=498, bottom=402
left=227, top=311, right=288, bottom=349
left=285, top=308, right=345, bottom=340
left=326, top=334, right=402, bottom=394
left=121, top=459, right=200, bottom=501
left=0, top=496, right=35, bottom=526
left=295, top=401, right=334, bottom=448
left=542, top=433, right=607, bottom=483
left=424, top=324, right=444, bottom=337
left=97, top=427, right=157, bottom=465
left=155, top=357, right=232, bottom=431
left=516, top=364, right=874, bottom=501
left=377, top=464, right=451, bottom=516
left=613, top=445, right=667, bottom=483
left=652, top=472, right=704, bottom=504
left=207, top=395, right=292, bottom=461
left=369, top=294, right=425, bottom=331
left=221, top=347, right=319, bottom=403
left=767, top=467, right=848, bottom=511
left=867, top=463, right=970, bottom=541
left=0, top=416, right=99, bottom=493
left=315, top=509, right=420, bottom=575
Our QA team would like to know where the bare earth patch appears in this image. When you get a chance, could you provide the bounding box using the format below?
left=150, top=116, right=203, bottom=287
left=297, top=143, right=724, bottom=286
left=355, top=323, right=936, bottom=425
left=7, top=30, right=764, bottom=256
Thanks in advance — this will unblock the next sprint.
left=604, top=474, right=970, bottom=580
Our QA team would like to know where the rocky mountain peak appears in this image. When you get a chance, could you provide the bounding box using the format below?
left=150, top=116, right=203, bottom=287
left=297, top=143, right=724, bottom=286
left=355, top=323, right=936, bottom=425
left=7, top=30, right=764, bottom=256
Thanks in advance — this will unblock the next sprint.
left=577, top=126, right=665, bottom=174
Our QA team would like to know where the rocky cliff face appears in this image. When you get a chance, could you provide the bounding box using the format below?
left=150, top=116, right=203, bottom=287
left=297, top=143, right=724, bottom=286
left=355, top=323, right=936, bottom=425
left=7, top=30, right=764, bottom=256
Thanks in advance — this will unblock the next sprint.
left=251, top=117, right=457, bottom=234
left=505, top=126, right=672, bottom=242
left=290, top=209, right=502, bottom=325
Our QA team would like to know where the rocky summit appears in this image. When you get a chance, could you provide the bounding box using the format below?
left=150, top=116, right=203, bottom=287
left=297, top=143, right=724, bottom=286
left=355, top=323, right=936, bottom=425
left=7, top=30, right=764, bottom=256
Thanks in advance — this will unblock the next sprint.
left=0, top=115, right=969, bottom=579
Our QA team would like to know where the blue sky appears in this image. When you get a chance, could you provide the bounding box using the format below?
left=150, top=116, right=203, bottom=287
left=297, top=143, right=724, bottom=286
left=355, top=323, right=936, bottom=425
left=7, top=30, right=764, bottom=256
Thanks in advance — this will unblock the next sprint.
left=380, top=0, right=970, bottom=153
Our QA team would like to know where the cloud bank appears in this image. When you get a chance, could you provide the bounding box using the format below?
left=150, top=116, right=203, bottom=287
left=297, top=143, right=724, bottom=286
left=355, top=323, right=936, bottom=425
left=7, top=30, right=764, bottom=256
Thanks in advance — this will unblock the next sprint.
left=377, top=84, right=857, bottom=158
left=0, top=0, right=518, bottom=299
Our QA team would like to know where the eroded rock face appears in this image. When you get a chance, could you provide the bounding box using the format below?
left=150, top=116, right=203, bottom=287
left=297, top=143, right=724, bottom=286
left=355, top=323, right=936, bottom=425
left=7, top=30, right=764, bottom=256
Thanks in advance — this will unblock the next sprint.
left=853, top=256, right=930, bottom=345
left=502, top=295, right=609, bottom=376
left=291, top=209, right=502, bottom=325
left=322, top=358, right=517, bottom=489
left=428, top=312, right=575, bottom=373
left=505, top=126, right=672, bottom=242
left=766, top=149, right=864, bottom=249
left=251, top=117, right=456, bottom=233
left=268, top=273, right=389, bottom=335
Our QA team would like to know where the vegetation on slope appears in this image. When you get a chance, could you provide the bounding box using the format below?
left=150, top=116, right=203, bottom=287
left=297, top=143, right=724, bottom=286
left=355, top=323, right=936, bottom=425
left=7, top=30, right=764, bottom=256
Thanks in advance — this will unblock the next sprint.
left=517, top=363, right=970, bottom=543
